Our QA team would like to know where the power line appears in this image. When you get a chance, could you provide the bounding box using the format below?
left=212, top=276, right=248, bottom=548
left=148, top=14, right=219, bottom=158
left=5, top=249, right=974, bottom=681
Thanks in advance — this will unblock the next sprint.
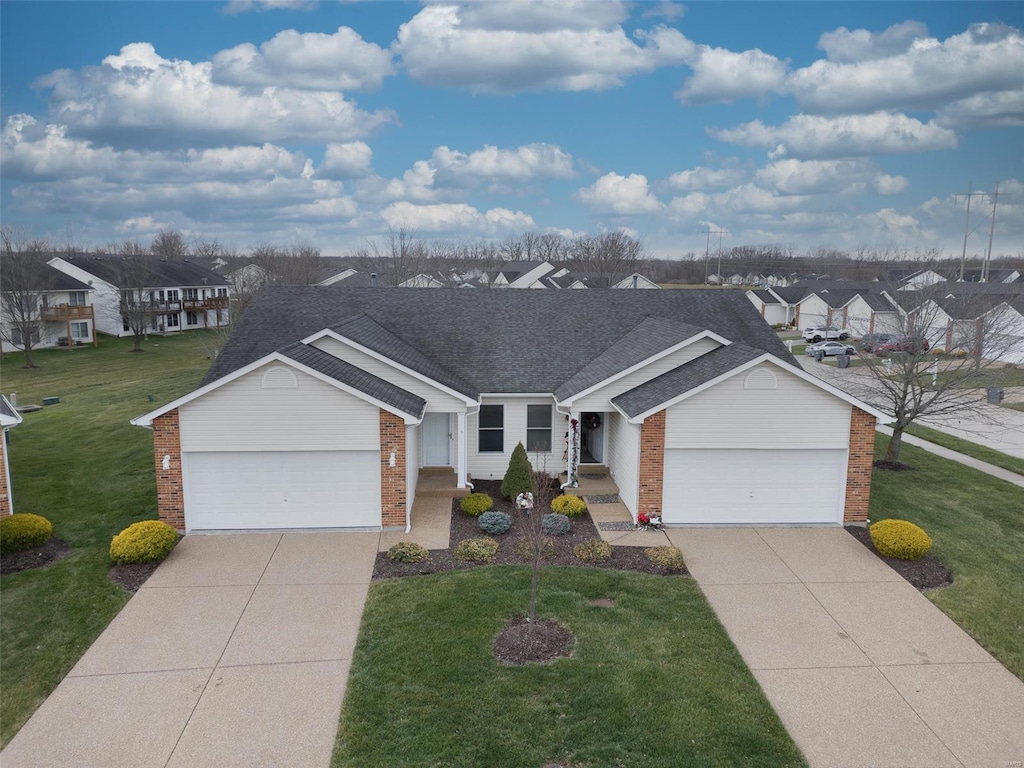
left=955, top=182, right=988, bottom=281
left=982, top=183, right=1010, bottom=282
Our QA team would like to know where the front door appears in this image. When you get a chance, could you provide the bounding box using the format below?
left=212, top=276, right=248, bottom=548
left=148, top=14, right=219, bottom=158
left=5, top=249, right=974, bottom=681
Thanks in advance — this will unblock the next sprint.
left=422, top=412, right=451, bottom=466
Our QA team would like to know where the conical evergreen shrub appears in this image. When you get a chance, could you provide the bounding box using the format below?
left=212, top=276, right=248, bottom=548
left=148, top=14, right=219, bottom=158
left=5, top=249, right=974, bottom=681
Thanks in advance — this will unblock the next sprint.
left=501, top=441, right=534, bottom=500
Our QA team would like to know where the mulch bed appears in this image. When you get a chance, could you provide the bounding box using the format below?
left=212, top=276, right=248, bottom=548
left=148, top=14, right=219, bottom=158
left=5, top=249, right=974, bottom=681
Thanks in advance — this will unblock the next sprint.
left=845, top=526, right=953, bottom=591
left=493, top=616, right=575, bottom=665
left=109, top=562, right=161, bottom=593
left=372, top=480, right=688, bottom=580
left=0, top=537, right=71, bottom=575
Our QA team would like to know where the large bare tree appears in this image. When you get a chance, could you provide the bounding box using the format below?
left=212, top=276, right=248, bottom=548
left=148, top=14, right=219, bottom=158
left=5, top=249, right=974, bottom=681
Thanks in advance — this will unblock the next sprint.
left=569, top=231, right=645, bottom=288
left=0, top=228, right=50, bottom=367
left=151, top=230, right=188, bottom=259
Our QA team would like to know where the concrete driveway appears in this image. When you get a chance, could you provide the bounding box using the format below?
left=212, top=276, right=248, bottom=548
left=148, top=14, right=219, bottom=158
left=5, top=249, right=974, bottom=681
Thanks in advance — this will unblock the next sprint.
left=666, top=527, right=1024, bottom=768
left=0, top=532, right=378, bottom=768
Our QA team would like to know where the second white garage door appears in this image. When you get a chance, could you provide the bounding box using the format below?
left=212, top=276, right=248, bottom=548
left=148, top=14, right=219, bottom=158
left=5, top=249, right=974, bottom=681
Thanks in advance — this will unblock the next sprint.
left=183, top=451, right=381, bottom=531
left=662, top=448, right=846, bottom=525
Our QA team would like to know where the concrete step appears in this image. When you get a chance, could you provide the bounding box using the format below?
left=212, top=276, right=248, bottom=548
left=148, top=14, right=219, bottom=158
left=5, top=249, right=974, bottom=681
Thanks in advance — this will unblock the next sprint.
left=416, top=470, right=472, bottom=498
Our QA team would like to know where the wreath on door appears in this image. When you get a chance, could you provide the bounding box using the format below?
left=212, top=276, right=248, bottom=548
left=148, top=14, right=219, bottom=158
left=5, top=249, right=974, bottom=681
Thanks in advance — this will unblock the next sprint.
left=583, top=413, right=601, bottom=430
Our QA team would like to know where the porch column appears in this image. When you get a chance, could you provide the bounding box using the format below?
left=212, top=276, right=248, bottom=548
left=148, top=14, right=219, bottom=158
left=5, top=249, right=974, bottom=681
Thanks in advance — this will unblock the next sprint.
left=456, top=411, right=468, bottom=489
left=566, top=412, right=580, bottom=487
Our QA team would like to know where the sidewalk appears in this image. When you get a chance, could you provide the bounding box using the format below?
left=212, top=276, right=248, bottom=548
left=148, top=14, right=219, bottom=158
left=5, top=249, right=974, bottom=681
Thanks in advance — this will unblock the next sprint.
left=877, top=425, right=1024, bottom=488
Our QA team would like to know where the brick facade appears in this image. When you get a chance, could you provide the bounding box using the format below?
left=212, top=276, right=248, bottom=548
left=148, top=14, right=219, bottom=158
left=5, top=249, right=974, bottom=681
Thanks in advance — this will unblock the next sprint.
left=379, top=410, right=407, bottom=528
left=637, top=410, right=666, bottom=519
left=844, top=407, right=876, bottom=523
left=153, top=410, right=185, bottom=531
left=0, top=434, right=11, bottom=517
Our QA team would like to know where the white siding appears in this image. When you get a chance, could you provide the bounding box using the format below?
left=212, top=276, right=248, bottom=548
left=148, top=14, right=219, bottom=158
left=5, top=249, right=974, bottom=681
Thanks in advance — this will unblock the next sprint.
left=665, top=363, right=852, bottom=450
left=406, top=424, right=419, bottom=515
left=798, top=296, right=829, bottom=329
left=606, top=410, right=640, bottom=516
left=570, top=338, right=721, bottom=412
left=179, top=362, right=379, bottom=452
left=312, top=337, right=467, bottom=412
left=843, top=297, right=874, bottom=338
left=467, top=398, right=562, bottom=480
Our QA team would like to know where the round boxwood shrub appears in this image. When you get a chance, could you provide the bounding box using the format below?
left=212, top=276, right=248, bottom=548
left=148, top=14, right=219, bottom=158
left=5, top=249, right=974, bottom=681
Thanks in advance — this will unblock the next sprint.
left=110, top=520, right=179, bottom=564
left=0, top=513, right=53, bottom=554
left=644, top=546, right=685, bottom=571
left=388, top=541, right=429, bottom=563
left=869, top=519, right=932, bottom=560
left=454, top=537, right=499, bottom=563
left=541, top=513, right=571, bottom=536
left=550, top=495, right=587, bottom=518
left=478, top=510, right=512, bottom=535
left=573, top=539, right=612, bottom=563
left=460, top=493, right=494, bottom=517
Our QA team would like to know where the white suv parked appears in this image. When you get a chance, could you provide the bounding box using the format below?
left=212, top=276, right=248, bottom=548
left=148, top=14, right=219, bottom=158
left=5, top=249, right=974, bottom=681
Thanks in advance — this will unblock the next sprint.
left=802, top=325, right=849, bottom=342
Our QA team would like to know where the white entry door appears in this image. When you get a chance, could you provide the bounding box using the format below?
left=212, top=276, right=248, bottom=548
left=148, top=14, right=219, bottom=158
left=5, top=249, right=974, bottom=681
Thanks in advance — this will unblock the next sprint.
left=422, top=412, right=450, bottom=466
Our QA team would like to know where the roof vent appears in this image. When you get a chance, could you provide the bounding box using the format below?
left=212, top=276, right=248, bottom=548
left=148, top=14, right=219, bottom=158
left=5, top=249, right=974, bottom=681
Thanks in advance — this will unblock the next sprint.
left=261, top=366, right=298, bottom=389
left=370, top=272, right=378, bottom=287
left=743, top=369, right=777, bottom=390
left=632, top=274, right=638, bottom=289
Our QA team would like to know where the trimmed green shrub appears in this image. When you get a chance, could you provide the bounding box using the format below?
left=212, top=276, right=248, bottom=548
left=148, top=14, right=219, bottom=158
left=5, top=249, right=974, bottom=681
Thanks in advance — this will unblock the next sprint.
left=388, top=541, right=429, bottom=563
left=551, top=494, right=587, bottom=518
left=454, top=537, right=499, bottom=563
left=870, top=519, right=932, bottom=560
left=574, top=539, right=612, bottom=563
left=478, top=511, right=512, bottom=535
left=501, top=442, right=534, bottom=500
left=541, top=513, right=571, bottom=536
left=514, top=538, right=554, bottom=562
left=0, top=513, right=53, bottom=554
left=110, top=520, right=178, bottom=564
left=644, top=546, right=685, bottom=571
left=460, top=493, right=494, bottom=516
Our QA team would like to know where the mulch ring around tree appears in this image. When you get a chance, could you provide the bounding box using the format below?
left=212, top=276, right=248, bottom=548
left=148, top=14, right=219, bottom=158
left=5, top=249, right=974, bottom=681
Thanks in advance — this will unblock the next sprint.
left=845, top=526, right=953, bottom=591
left=372, top=479, right=689, bottom=580
left=493, top=615, right=575, bottom=665
left=0, top=537, right=71, bottom=575
left=109, top=562, right=161, bottom=593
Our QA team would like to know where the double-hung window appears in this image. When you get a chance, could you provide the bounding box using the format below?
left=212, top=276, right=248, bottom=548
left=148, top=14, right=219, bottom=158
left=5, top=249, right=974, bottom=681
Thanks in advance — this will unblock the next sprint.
left=478, top=405, right=504, bottom=453
left=526, top=405, right=553, bottom=452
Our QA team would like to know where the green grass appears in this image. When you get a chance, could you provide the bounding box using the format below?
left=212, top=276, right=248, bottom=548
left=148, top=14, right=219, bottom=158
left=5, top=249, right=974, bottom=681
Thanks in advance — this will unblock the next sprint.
left=904, top=424, right=1024, bottom=476
left=934, top=366, right=1024, bottom=389
left=0, top=333, right=215, bottom=746
left=870, top=434, right=1024, bottom=678
left=335, top=567, right=805, bottom=768
left=1003, top=401, right=1024, bottom=413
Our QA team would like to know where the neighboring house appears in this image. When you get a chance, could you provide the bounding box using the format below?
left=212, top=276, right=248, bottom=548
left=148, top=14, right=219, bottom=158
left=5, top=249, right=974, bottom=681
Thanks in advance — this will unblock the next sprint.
left=745, top=290, right=788, bottom=326
left=0, top=260, right=97, bottom=351
left=131, top=289, right=887, bottom=534
left=842, top=291, right=902, bottom=337
left=490, top=261, right=558, bottom=289
left=541, top=273, right=587, bottom=289
left=611, top=273, right=660, bottom=289
left=0, top=396, right=23, bottom=517
left=959, top=268, right=1022, bottom=284
left=398, top=273, right=447, bottom=288
left=226, top=262, right=279, bottom=294
left=49, top=255, right=230, bottom=337
left=311, top=257, right=361, bottom=286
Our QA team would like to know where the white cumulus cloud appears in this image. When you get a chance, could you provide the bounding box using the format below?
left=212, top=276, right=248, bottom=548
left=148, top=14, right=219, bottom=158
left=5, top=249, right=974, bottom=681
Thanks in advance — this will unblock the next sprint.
left=676, top=46, right=788, bottom=103
left=576, top=172, right=664, bottom=215
left=380, top=201, right=534, bottom=233
left=817, top=20, right=929, bottom=62
left=666, top=164, right=747, bottom=191
left=318, top=142, right=373, bottom=179
left=755, top=158, right=907, bottom=196
left=431, top=143, right=575, bottom=182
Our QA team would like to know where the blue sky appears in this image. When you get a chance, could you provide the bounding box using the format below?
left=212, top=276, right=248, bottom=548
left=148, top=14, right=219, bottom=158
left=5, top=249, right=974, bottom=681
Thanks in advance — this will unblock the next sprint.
left=2, top=1, right=1022, bottom=258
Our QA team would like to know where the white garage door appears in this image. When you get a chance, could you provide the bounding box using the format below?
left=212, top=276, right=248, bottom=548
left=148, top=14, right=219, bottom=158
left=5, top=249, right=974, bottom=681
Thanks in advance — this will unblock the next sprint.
left=183, top=451, right=380, bottom=531
left=663, top=449, right=845, bottom=525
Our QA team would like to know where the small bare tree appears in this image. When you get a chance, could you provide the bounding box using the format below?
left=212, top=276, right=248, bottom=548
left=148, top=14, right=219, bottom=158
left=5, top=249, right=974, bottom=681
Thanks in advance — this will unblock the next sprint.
left=0, top=228, right=50, bottom=367
left=109, top=241, right=161, bottom=352
left=526, top=450, right=557, bottom=626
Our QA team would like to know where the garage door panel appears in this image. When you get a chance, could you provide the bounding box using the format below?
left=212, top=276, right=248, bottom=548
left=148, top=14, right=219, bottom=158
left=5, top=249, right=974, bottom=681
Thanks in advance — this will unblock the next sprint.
left=664, top=449, right=844, bottom=525
left=184, top=451, right=380, bottom=531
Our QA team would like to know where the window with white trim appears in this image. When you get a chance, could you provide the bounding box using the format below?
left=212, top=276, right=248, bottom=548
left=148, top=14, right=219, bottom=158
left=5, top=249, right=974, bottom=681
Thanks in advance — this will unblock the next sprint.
left=216, top=288, right=228, bottom=298
left=166, top=313, right=180, bottom=328
left=526, top=405, right=553, bottom=452
left=68, top=291, right=87, bottom=306
left=71, top=322, right=88, bottom=339
left=186, top=311, right=199, bottom=326
left=478, top=405, right=504, bottom=453
left=183, top=288, right=198, bottom=300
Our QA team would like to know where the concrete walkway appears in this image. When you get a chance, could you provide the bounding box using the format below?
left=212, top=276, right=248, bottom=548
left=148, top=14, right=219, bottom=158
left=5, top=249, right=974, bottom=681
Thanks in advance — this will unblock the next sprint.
left=1, top=532, right=379, bottom=768
left=877, top=424, right=1024, bottom=488
left=666, top=526, right=1024, bottom=768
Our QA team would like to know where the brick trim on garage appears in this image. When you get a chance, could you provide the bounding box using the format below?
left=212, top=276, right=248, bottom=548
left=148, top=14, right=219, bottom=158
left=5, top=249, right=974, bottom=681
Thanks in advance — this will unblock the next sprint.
left=844, top=407, right=876, bottom=523
left=153, top=410, right=185, bottom=531
left=638, top=410, right=666, bottom=518
left=379, top=410, right=407, bottom=528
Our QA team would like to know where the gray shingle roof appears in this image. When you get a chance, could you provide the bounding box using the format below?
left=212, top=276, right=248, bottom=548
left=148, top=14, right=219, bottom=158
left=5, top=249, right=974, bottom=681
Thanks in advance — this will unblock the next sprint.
left=612, top=343, right=766, bottom=418
left=554, top=316, right=707, bottom=401
left=203, top=287, right=797, bottom=394
left=1, top=260, right=91, bottom=293
left=0, top=395, right=19, bottom=422
left=278, top=342, right=426, bottom=418
left=749, top=289, right=779, bottom=304
left=59, top=254, right=229, bottom=288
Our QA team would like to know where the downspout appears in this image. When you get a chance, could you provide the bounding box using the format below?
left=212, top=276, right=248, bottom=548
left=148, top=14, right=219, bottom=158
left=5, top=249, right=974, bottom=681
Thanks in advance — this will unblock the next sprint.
left=406, top=414, right=426, bottom=533
left=555, top=403, right=578, bottom=490
left=461, top=403, right=478, bottom=491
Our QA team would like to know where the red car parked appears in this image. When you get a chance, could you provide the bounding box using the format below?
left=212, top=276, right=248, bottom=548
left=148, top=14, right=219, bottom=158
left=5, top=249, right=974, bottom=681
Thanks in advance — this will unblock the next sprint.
left=875, top=336, right=930, bottom=354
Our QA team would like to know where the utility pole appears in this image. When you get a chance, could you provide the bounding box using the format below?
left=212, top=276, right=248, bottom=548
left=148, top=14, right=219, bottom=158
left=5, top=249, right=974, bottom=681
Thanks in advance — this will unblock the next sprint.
left=702, top=227, right=726, bottom=284
left=955, top=181, right=986, bottom=281
left=982, top=182, right=1009, bottom=282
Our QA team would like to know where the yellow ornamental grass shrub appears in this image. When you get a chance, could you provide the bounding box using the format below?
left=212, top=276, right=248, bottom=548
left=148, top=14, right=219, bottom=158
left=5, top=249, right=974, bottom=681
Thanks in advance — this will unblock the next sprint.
left=0, top=513, right=53, bottom=553
left=454, top=537, right=499, bottom=563
left=869, top=519, right=932, bottom=560
left=460, top=493, right=494, bottom=517
left=110, top=521, right=179, bottom=564
left=550, top=495, right=587, bottom=518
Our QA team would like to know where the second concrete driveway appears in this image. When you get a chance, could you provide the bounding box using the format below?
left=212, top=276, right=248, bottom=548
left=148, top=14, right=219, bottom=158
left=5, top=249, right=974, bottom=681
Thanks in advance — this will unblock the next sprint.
left=666, top=527, right=1024, bottom=768
left=1, top=532, right=378, bottom=768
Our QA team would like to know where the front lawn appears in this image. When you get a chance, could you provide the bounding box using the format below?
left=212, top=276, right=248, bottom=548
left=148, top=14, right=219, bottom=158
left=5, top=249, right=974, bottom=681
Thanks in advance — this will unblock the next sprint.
left=935, top=366, right=1024, bottom=389
left=904, top=423, right=1024, bottom=476
left=0, top=333, right=215, bottom=746
left=335, top=567, right=805, bottom=768
left=870, top=434, right=1024, bottom=678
